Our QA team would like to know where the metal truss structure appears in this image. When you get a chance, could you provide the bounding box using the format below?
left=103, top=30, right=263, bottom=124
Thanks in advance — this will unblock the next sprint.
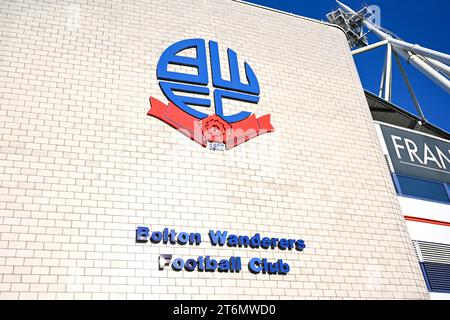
left=327, top=1, right=450, bottom=124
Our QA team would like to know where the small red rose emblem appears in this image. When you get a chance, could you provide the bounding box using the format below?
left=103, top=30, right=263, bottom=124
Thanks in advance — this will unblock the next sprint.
left=199, top=115, right=232, bottom=144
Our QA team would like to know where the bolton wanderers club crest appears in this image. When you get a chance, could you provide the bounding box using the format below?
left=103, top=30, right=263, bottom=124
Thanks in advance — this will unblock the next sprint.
left=148, top=38, right=274, bottom=150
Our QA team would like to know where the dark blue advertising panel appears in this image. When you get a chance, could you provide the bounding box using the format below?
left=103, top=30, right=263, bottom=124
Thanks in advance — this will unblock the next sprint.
left=380, top=124, right=450, bottom=184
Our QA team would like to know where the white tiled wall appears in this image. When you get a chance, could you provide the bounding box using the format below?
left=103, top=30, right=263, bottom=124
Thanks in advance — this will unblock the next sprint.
left=0, top=0, right=429, bottom=299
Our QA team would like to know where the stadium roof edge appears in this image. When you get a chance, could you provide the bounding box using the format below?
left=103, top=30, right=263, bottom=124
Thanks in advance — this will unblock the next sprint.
left=365, top=90, right=450, bottom=141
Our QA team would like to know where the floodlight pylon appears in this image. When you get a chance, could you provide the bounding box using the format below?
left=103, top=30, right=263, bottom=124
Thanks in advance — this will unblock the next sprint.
left=327, top=1, right=450, bottom=123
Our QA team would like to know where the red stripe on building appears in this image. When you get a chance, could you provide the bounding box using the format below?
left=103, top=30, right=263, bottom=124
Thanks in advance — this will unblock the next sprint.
left=404, top=216, right=450, bottom=227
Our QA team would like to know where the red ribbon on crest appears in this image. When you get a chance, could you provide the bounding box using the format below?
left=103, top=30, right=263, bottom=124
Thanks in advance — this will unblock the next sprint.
left=148, top=97, right=274, bottom=150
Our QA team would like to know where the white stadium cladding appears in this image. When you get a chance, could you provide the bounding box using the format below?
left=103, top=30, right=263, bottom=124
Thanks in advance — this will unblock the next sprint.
left=0, top=0, right=448, bottom=300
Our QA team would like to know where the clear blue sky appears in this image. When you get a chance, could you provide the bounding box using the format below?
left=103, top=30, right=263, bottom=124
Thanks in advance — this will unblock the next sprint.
left=243, top=0, right=450, bottom=133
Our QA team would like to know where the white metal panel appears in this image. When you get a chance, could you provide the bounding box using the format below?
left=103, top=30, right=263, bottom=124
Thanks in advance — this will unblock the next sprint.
left=406, top=221, right=450, bottom=245
left=398, top=196, right=450, bottom=223
left=430, top=292, right=450, bottom=300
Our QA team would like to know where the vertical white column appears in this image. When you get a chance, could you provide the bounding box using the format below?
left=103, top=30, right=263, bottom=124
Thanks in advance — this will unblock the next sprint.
left=384, top=43, right=393, bottom=102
